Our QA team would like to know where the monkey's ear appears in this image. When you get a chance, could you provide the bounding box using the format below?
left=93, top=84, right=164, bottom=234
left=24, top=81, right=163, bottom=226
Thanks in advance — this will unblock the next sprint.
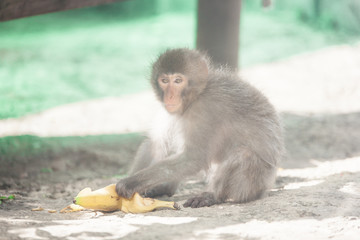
left=190, top=54, right=210, bottom=89
left=199, top=57, right=209, bottom=79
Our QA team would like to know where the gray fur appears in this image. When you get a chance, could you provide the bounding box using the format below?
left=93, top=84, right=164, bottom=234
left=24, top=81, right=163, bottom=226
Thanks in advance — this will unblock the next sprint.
left=116, top=48, right=284, bottom=207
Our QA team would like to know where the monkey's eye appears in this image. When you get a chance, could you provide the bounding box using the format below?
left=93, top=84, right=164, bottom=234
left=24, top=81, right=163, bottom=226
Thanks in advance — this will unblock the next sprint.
left=161, top=78, right=169, bottom=84
left=175, top=78, right=183, bottom=84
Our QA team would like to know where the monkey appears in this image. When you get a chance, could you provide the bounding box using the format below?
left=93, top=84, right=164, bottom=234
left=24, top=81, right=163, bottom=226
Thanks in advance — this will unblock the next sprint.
left=116, top=48, right=283, bottom=208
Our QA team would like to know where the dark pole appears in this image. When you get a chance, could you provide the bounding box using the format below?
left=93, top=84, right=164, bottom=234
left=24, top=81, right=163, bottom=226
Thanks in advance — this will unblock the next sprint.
left=196, top=0, right=241, bottom=70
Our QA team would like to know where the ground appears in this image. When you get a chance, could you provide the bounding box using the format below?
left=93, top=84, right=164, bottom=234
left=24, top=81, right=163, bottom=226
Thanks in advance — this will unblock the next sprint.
left=1, top=43, right=360, bottom=239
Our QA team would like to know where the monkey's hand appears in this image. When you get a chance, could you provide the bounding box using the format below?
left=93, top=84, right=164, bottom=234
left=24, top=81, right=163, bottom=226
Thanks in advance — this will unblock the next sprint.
left=116, top=177, right=142, bottom=199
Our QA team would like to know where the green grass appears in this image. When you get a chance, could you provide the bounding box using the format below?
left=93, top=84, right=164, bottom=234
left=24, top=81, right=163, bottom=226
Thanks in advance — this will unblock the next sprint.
left=0, top=133, right=143, bottom=177
left=0, top=133, right=140, bottom=162
left=0, top=195, right=15, bottom=205
left=0, top=5, right=359, bottom=120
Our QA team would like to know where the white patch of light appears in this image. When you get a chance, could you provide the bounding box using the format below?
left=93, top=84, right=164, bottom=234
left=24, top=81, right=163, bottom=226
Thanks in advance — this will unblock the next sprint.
left=278, top=157, right=360, bottom=179
left=339, top=182, right=360, bottom=196
left=283, top=180, right=324, bottom=190
left=194, top=217, right=360, bottom=240
left=8, top=215, right=197, bottom=240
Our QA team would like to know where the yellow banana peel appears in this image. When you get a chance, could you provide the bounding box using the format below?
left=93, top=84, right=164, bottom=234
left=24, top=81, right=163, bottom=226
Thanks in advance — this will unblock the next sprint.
left=73, top=184, right=180, bottom=213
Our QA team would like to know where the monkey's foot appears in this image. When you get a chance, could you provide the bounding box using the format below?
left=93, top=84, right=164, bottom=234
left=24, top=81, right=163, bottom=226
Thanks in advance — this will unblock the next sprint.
left=143, top=183, right=177, bottom=198
left=183, top=192, right=217, bottom=208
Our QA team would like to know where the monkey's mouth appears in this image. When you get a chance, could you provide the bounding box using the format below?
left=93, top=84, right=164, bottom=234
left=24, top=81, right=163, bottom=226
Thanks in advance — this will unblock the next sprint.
left=165, top=103, right=181, bottom=112
left=166, top=104, right=179, bottom=107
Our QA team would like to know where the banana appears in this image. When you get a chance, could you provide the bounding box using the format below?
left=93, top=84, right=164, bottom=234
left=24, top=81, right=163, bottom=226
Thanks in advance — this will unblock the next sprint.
left=73, top=184, right=180, bottom=213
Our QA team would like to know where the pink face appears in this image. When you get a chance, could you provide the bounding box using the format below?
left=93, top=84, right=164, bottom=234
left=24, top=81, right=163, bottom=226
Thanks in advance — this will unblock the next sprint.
left=157, top=73, right=188, bottom=114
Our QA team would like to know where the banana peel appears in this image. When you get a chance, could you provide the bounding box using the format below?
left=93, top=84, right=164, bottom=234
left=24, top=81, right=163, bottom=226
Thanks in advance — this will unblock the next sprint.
left=72, top=184, right=180, bottom=213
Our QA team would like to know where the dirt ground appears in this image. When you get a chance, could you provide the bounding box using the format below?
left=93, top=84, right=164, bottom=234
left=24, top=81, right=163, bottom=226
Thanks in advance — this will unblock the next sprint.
left=1, top=43, right=360, bottom=240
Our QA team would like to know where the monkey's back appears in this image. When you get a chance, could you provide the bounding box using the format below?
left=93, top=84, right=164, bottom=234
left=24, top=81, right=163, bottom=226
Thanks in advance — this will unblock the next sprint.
left=185, top=69, right=283, bottom=167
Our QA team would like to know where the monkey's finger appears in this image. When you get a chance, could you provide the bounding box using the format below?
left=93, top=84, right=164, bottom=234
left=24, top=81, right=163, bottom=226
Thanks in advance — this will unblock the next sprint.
left=197, top=197, right=216, bottom=208
left=184, top=195, right=216, bottom=208
left=183, top=197, right=198, bottom=208
left=190, top=198, right=201, bottom=208
left=183, top=200, right=191, bottom=208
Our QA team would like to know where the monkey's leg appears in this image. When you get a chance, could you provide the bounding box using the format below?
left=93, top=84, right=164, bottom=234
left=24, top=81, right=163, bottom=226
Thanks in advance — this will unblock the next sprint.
left=212, top=149, right=276, bottom=204
left=143, top=181, right=179, bottom=198
left=184, top=149, right=276, bottom=208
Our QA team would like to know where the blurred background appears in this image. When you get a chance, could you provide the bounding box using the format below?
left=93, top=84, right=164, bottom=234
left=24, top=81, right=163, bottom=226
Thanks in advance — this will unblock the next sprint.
left=0, top=0, right=360, bottom=181
left=1, top=0, right=359, bottom=119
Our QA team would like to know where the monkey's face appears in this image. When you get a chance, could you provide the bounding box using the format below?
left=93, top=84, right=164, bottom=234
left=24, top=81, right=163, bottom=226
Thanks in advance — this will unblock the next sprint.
left=157, top=73, right=188, bottom=114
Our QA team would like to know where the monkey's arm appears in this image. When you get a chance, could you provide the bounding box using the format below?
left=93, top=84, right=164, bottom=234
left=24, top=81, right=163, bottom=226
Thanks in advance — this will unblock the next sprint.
left=129, top=139, right=153, bottom=175
left=116, top=147, right=206, bottom=199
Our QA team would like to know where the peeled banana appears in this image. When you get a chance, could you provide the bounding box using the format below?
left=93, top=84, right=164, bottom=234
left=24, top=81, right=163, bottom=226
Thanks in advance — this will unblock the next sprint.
left=73, top=184, right=180, bottom=213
